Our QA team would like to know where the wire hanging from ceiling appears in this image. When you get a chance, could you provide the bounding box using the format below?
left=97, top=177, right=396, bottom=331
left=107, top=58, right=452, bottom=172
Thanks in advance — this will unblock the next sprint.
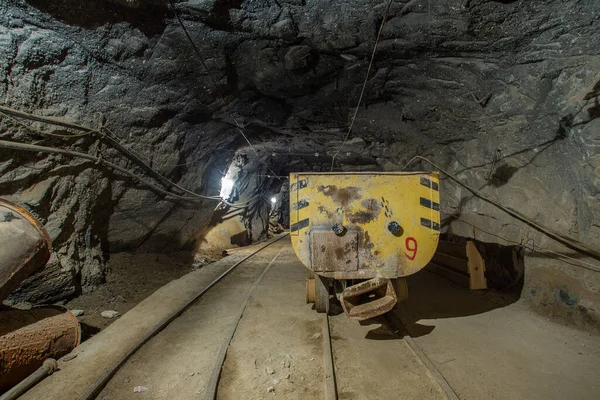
left=329, top=0, right=394, bottom=171
left=0, top=105, right=223, bottom=201
left=165, top=0, right=282, bottom=182
left=402, top=155, right=600, bottom=262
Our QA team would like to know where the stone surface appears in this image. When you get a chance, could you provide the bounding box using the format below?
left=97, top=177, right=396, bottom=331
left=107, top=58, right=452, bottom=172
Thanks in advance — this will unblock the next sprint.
left=0, top=0, right=598, bottom=330
left=101, top=310, right=120, bottom=319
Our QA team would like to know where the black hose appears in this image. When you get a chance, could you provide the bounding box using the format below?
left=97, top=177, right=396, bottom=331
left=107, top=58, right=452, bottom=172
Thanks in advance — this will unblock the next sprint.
left=404, top=155, right=600, bottom=261
left=0, top=359, right=58, bottom=400
left=0, top=105, right=220, bottom=201
left=0, top=140, right=206, bottom=203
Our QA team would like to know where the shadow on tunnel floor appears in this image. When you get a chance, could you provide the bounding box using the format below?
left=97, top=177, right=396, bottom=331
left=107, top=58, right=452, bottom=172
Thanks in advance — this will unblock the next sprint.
left=394, top=269, right=521, bottom=337
left=352, top=268, right=522, bottom=340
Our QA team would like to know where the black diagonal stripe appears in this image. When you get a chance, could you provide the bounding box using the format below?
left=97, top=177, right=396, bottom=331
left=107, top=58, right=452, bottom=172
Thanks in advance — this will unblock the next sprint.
left=420, top=197, right=440, bottom=211
left=420, top=217, right=440, bottom=231
left=291, top=199, right=309, bottom=211
left=420, top=217, right=431, bottom=229
left=290, top=179, right=307, bottom=191
left=291, top=218, right=309, bottom=232
left=420, top=177, right=439, bottom=191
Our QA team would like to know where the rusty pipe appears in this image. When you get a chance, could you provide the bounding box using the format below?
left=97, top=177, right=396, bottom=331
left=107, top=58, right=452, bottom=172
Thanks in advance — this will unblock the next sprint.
left=0, top=307, right=81, bottom=392
left=0, top=358, right=58, bottom=400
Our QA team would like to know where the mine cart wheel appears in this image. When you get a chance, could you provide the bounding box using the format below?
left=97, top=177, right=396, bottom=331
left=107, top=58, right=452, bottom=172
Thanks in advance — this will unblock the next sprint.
left=306, top=278, right=316, bottom=304
left=306, top=270, right=318, bottom=304
left=392, top=277, right=409, bottom=305
left=314, top=275, right=330, bottom=314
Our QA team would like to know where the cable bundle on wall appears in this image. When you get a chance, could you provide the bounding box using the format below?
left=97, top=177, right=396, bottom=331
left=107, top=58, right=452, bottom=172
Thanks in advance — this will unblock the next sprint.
left=403, top=155, right=600, bottom=264
left=0, top=105, right=220, bottom=203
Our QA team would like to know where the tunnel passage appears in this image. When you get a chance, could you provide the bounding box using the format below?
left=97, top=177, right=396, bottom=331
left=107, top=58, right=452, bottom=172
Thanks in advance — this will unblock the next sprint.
left=0, top=3, right=598, bottom=392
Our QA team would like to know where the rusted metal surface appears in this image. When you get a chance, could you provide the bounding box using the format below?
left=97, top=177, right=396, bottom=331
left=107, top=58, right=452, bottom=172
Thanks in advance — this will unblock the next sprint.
left=290, top=172, right=441, bottom=319
left=310, top=230, right=359, bottom=272
left=0, top=199, right=51, bottom=302
left=290, top=172, right=441, bottom=281
left=339, top=278, right=398, bottom=320
left=0, top=306, right=81, bottom=392
left=392, top=278, right=409, bottom=304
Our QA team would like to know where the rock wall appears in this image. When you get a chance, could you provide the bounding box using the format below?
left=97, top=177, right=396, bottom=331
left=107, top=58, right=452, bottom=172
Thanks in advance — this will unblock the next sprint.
left=1, top=0, right=247, bottom=302
left=0, top=0, right=599, bottom=330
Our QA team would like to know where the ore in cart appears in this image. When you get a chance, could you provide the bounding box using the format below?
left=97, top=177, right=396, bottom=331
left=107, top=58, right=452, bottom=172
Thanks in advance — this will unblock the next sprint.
left=289, top=172, right=441, bottom=320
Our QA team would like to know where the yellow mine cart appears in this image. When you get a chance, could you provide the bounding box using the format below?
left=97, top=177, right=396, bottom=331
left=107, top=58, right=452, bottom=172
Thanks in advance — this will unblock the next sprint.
left=289, top=172, right=441, bottom=320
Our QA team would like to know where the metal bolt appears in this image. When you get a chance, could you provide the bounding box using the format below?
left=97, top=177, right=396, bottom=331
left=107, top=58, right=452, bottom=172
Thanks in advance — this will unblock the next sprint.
left=388, top=221, right=401, bottom=234
left=332, top=223, right=345, bottom=235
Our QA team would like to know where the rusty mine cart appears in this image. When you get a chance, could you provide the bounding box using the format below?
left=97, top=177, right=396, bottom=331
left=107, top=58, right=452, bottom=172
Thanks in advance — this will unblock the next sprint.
left=289, top=172, right=441, bottom=320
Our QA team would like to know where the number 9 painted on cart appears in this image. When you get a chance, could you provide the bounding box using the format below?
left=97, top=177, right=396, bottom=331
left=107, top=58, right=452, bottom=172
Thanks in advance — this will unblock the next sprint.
left=404, top=237, right=418, bottom=260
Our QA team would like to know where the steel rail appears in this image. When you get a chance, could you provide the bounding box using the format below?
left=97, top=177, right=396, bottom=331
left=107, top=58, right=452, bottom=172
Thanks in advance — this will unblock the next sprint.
left=203, top=247, right=338, bottom=400
left=203, top=245, right=286, bottom=400
left=323, top=314, right=338, bottom=400
left=77, top=233, right=290, bottom=400
left=383, top=313, right=459, bottom=400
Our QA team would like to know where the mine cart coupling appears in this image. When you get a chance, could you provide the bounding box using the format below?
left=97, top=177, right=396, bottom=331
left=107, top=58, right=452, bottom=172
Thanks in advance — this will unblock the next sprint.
left=339, top=278, right=397, bottom=320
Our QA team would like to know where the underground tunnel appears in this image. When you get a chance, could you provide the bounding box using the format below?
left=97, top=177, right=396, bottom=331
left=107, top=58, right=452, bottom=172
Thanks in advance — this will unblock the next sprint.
left=0, top=0, right=599, bottom=399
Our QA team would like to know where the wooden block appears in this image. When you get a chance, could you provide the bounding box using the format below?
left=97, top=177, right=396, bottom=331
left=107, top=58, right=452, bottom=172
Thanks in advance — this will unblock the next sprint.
left=466, top=241, right=487, bottom=290
left=427, top=262, right=470, bottom=287
left=432, top=252, right=469, bottom=274
left=437, top=240, right=467, bottom=258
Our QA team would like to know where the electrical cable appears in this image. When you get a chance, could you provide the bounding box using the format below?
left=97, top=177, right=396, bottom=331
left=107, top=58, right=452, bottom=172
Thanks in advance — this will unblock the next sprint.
left=403, top=155, right=600, bottom=261
left=329, top=0, right=393, bottom=172
left=102, top=127, right=268, bottom=206
left=102, top=126, right=234, bottom=168
left=1, top=106, right=278, bottom=205
left=165, top=0, right=282, bottom=182
left=0, top=105, right=222, bottom=201
left=241, top=174, right=289, bottom=179
left=0, top=140, right=211, bottom=203
left=0, top=105, right=95, bottom=133
left=0, top=110, right=92, bottom=138
left=446, top=216, right=600, bottom=273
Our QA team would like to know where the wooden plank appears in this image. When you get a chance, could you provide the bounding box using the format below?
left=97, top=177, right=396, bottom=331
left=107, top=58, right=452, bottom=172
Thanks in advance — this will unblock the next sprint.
left=436, top=240, right=466, bottom=258
left=431, top=252, right=469, bottom=274
left=466, top=241, right=487, bottom=290
left=426, top=262, right=470, bottom=287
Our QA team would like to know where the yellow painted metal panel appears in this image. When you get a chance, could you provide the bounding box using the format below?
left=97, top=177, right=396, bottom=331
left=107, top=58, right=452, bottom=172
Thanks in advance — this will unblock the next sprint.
left=290, top=172, right=440, bottom=279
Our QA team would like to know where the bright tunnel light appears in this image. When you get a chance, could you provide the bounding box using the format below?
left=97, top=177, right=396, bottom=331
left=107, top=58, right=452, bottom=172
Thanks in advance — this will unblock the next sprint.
left=220, top=177, right=234, bottom=200
left=270, top=196, right=277, bottom=204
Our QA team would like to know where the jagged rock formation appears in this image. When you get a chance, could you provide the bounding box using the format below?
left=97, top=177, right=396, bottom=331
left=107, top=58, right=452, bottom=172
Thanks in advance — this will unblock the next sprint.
left=0, top=0, right=598, bottom=329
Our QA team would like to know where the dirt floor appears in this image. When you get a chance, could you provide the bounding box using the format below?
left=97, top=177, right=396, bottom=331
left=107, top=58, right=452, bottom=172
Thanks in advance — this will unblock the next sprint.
left=65, top=251, right=218, bottom=337
left=329, top=314, right=446, bottom=400
left=395, top=269, right=600, bottom=400
left=97, top=239, right=301, bottom=400
left=216, top=245, right=326, bottom=399
left=22, top=238, right=600, bottom=400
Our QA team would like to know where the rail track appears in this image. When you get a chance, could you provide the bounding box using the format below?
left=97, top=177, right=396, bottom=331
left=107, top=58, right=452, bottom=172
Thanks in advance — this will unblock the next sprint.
left=324, top=306, right=458, bottom=400
left=39, top=234, right=456, bottom=400
left=79, top=234, right=291, bottom=400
